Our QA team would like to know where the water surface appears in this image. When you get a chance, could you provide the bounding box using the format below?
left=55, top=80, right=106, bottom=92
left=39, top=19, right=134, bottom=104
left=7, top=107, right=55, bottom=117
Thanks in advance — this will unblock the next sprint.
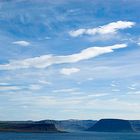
left=0, top=132, right=140, bottom=140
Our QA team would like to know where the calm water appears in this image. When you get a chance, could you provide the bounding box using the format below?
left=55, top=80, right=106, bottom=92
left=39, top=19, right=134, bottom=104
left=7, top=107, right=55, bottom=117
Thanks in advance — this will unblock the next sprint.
left=0, top=132, right=140, bottom=140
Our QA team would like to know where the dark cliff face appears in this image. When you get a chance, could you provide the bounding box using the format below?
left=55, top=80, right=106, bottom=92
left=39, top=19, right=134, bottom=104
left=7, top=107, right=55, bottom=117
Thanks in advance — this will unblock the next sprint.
left=87, top=119, right=134, bottom=132
left=0, top=122, right=59, bottom=133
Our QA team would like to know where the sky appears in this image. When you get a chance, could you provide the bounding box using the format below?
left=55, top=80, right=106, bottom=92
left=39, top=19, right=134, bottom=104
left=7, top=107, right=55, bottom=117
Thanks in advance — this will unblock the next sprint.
left=0, top=0, right=140, bottom=121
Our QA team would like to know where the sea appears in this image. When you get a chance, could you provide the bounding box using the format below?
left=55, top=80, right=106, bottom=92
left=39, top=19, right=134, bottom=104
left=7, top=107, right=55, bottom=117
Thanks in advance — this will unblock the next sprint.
left=0, top=132, right=140, bottom=140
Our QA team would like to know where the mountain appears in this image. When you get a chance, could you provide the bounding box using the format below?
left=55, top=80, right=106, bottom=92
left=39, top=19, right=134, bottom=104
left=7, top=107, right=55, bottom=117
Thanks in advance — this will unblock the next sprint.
left=38, top=120, right=97, bottom=131
left=0, top=120, right=96, bottom=132
left=0, top=121, right=60, bottom=133
left=0, top=119, right=139, bottom=133
left=87, top=119, right=134, bottom=132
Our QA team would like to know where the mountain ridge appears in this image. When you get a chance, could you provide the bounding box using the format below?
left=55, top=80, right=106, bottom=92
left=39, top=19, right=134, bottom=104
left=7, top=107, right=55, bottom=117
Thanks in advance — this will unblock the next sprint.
left=0, top=119, right=140, bottom=132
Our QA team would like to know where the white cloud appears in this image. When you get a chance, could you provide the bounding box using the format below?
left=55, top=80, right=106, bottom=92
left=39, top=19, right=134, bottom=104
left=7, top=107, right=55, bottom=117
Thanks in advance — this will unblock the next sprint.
left=69, top=29, right=86, bottom=37
left=0, top=44, right=127, bottom=70
left=69, top=21, right=135, bottom=37
left=0, top=84, right=42, bottom=91
left=127, top=91, right=140, bottom=95
left=0, top=85, right=20, bottom=91
left=87, top=93, right=109, bottom=97
left=12, top=41, right=30, bottom=46
left=53, top=88, right=78, bottom=93
left=128, top=86, right=136, bottom=90
left=60, top=68, right=80, bottom=75
left=111, top=84, right=116, bottom=87
left=38, top=80, right=52, bottom=85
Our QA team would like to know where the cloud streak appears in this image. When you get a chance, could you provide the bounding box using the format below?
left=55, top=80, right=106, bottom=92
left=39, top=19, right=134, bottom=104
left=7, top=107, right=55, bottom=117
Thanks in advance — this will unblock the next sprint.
left=0, top=85, right=21, bottom=91
left=0, top=44, right=127, bottom=70
left=69, top=21, right=135, bottom=37
left=60, top=68, right=80, bottom=75
left=12, top=41, right=30, bottom=46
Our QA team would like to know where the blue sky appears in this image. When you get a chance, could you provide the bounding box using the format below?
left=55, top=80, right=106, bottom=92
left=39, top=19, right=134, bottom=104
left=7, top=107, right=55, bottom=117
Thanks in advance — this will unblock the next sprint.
left=0, top=0, right=140, bottom=120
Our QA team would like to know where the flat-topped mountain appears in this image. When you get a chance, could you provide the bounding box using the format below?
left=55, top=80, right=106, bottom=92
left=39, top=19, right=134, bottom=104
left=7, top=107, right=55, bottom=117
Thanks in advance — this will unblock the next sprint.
left=87, top=119, right=134, bottom=132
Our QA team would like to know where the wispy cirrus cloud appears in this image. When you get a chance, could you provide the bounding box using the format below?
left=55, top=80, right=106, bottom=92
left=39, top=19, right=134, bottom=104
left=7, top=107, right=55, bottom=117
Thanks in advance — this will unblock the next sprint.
left=12, top=40, right=30, bottom=46
left=0, top=44, right=127, bottom=70
left=69, top=21, right=135, bottom=37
